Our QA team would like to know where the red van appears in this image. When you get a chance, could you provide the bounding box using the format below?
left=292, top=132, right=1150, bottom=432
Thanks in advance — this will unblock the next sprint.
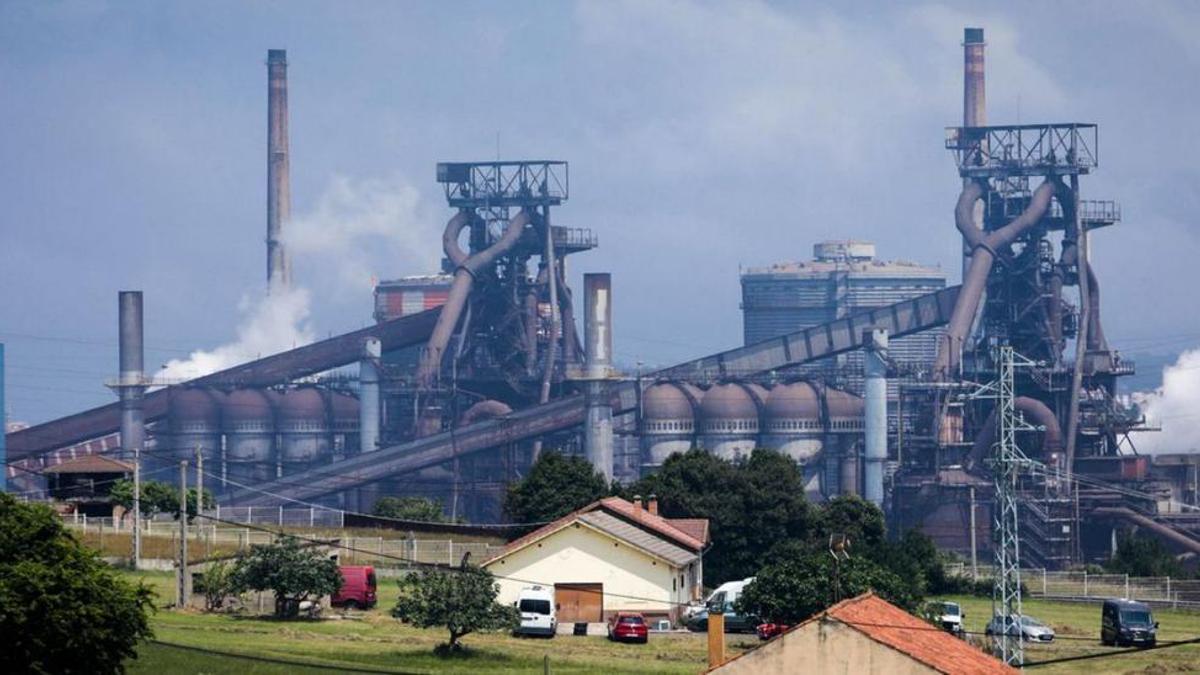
left=332, top=566, right=377, bottom=609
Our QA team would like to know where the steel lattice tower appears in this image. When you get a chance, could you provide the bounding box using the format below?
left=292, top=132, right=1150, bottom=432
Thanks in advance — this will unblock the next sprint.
left=992, top=345, right=1025, bottom=665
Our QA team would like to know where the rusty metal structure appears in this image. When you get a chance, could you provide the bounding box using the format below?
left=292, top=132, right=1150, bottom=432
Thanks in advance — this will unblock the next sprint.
left=9, top=32, right=1200, bottom=566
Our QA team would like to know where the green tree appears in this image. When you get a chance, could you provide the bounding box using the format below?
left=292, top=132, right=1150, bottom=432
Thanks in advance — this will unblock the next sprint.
left=628, top=448, right=815, bottom=585
left=737, top=541, right=916, bottom=625
left=1105, top=532, right=1186, bottom=578
left=392, top=564, right=518, bottom=652
left=229, top=536, right=342, bottom=618
left=816, top=494, right=886, bottom=550
left=109, top=479, right=213, bottom=521
left=504, top=451, right=609, bottom=523
left=373, top=496, right=447, bottom=522
left=0, top=492, right=154, bottom=674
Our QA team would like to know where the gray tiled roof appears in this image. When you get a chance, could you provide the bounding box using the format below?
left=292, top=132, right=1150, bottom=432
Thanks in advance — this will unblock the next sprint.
left=578, top=511, right=698, bottom=567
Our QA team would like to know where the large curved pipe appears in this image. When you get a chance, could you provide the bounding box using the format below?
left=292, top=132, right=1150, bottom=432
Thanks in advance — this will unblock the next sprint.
left=459, top=399, right=513, bottom=426
left=966, top=396, right=1063, bottom=473
left=417, top=210, right=531, bottom=392
left=934, top=180, right=1057, bottom=379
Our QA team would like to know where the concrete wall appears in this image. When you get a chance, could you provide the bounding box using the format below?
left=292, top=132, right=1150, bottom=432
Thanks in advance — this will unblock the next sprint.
left=485, top=522, right=697, bottom=622
left=715, top=619, right=937, bottom=675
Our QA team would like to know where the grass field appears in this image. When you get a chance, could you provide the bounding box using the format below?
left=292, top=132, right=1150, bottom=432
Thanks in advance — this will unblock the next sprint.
left=942, top=594, right=1200, bottom=674
left=119, top=570, right=1200, bottom=673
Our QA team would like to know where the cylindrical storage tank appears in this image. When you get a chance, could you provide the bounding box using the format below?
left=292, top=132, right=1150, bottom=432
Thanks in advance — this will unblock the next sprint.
left=276, top=388, right=331, bottom=474
left=168, top=388, right=223, bottom=467
left=699, top=383, right=760, bottom=462
left=761, top=382, right=823, bottom=463
left=329, top=392, right=359, bottom=456
left=640, top=382, right=697, bottom=471
left=824, top=388, right=865, bottom=434
left=222, top=389, right=275, bottom=485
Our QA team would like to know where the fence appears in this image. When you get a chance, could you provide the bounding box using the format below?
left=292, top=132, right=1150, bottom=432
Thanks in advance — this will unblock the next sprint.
left=945, top=563, right=1200, bottom=609
left=61, top=514, right=506, bottom=568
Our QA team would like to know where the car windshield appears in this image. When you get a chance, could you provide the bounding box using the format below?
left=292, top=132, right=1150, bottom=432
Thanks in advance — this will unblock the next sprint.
left=1020, top=616, right=1044, bottom=627
left=620, top=616, right=645, bottom=625
left=1121, top=610, right=1152, bottom=624
left=519, top=599, right=551, bottom=615
left=942, top=603, right=960, bottom=615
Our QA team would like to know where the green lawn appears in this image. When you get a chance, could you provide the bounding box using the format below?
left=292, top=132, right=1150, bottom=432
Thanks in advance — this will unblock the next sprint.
left=120, top=570, right=1200, bottom=674
left=123, top=571, right=750, bottom=674
left=941, top=594, right=1200, bottom=674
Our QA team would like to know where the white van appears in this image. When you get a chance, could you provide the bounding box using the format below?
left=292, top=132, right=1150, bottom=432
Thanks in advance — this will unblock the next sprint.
left=685, top=578, right=756, bottom=633
left=514, top=585, right=556, bottom=637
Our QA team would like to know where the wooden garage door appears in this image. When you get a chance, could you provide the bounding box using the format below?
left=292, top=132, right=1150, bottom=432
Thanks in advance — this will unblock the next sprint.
left=555, top=583, right=603, bottom=623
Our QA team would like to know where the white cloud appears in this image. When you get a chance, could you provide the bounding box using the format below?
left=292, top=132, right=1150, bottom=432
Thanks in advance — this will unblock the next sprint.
left=285, top=174, right=442, bottom=294
left=1132, top=348, right=1200, bottom=454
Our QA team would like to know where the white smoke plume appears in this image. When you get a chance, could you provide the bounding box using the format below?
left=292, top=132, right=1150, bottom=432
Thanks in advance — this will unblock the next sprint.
left=157, top=285, right=315, bottom=381
left=283, top=174, right=441, bottom=295
left=1131, top=348, right=1200, bottom=454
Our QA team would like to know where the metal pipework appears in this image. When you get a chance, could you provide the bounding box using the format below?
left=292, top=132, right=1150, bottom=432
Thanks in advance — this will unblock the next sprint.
left=267, top=48, right=291, bottom=290
left=863, top=328, right=888, bottom=506
left=583, top=273, right=615, bottom=482
left=966, top=396, right=1063, bottom=473
left=934, top=180, right=1057, bottom=379
left=417, top=210, right=530, bottom=389
left=118, top=291, right=145, bottom=460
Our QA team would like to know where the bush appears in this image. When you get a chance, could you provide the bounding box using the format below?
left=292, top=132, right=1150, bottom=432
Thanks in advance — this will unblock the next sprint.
left=392, top=564, right=518, bottom=651
left=0, top=493, right=155, bottom=674
left=505, top=452, right=610, bottom=524
left=230, top=536, right=341, bottom=618
left=198, top=560, right=237, bottom=611
left=373, top=496, right=448, bottom=523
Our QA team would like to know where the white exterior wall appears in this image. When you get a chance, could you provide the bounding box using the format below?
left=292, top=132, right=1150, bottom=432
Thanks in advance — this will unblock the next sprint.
left=485, top=522, right=698, bottom=620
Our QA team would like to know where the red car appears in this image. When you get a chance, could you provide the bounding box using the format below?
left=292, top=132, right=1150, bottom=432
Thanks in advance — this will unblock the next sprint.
left=331, top=565, right=377, bottom=610
left=756, top=622, right=790, bottom=640
left=607, top=612, right=649, bottom=644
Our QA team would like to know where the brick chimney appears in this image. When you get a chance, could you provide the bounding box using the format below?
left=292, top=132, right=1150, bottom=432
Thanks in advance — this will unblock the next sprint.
left=647, top=494, right=658, bottom=516
left=632, top=495, right=643, bottom=519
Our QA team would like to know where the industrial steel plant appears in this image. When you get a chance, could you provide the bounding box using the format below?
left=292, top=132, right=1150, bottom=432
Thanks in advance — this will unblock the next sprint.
left=7, top=27, right=1200, bottom=570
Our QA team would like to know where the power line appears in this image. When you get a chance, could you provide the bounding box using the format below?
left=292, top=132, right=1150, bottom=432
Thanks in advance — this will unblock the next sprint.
left=1024, top=636, right=1200, bottom=668
left=145, top=639, right=421, bottom=674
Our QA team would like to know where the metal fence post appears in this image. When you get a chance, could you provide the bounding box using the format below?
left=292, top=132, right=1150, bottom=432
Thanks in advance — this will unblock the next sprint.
left=1043, top=569, right=1047, bottom=596
left=1084, top=570, right=1089, bottom=597
left=279, top=505, right=284, bottom=526
left=1166, top=577, right=1171, bottom=602
left=309, top=507, right=314, bottom=528
left=448, top=540, right=454, bottom=566
left=1125, top=574, right=1130, bottom=599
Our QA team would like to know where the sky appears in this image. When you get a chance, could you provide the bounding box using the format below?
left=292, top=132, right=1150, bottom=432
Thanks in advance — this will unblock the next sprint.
left=2, top=0, right=1200, bottom=428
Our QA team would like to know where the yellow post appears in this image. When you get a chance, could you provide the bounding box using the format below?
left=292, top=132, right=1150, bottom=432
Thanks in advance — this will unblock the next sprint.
left=707, top=612, right=726, bottom=669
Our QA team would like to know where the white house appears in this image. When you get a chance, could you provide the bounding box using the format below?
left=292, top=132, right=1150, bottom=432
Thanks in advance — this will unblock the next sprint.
left=483, top=496, right=709, bottom=624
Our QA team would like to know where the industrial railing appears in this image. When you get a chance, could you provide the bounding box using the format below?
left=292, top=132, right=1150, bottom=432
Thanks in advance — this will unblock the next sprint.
left=60, top=513, right=507, bottom=568
left=945, top=563, right=1200, bottom=609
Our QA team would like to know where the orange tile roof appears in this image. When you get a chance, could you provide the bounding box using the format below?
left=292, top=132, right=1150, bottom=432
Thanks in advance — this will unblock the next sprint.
left=483, top=497, right=707, bottom=565
left=710, top=592, right=1014, bottom=674
left=815, top=593, right=1015, bottom=675
left=43, top=454, right=134, bottom=475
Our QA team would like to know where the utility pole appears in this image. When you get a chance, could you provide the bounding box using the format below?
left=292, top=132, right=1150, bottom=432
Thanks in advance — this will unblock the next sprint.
left=195, top=445, right=203, bottom=518
left=969, top=485, right=978, bottom=581
left=178, top=460, right=190, bottom=608
left=132, top=446, right=141, bottom=570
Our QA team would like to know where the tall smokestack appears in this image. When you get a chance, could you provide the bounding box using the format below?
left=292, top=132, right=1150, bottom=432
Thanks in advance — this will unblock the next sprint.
left=583, top=273, right=614, bottom=483
left=961, top=27, right=986, bottom=278
left=117, top=291, right=145, bottom=460
left=267, top=49, right=291, bottom=291
left=963, top=28, right=986, bottom=128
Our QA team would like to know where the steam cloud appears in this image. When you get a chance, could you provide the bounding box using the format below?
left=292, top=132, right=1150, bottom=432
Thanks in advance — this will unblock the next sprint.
left=284, top=174, right=440, bottom=294
left=158, top=285, right=315, bottom=381
left=1132, top=348, right=1200, bottom=454
left=156, top=174, right=437, bottom=381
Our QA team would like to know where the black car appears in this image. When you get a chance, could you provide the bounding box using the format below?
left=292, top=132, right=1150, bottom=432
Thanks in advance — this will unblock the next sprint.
left=1101, top=599, right=1158, bottom=647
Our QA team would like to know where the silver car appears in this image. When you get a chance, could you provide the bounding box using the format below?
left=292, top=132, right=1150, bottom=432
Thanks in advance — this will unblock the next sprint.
left=985, top=614, right=1055, bottom=642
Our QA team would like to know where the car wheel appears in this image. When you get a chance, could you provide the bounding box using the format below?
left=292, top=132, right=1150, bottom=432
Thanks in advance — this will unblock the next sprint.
left=343, top=600, right=360, bottom=611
